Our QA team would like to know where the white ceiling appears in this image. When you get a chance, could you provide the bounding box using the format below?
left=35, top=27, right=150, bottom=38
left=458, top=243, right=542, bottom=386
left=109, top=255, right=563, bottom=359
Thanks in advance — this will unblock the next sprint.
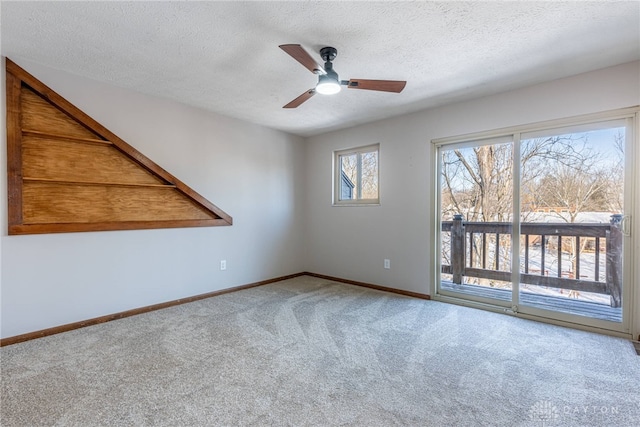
left=1, top=1, right=639, bottom=137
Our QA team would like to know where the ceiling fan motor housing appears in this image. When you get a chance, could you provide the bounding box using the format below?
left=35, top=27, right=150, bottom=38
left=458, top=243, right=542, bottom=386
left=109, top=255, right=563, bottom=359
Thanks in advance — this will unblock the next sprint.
left=319, top=46, right=337, bottom=62
left=319, top=47, right=339, bottom=80
left=316, top=47, right=340, bottom=94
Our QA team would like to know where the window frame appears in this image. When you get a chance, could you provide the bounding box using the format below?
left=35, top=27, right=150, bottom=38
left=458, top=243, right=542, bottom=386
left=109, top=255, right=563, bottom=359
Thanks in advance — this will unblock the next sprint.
left=333, top=143, right=380, bottom=206
left=430, top=107, right=639, bottom=339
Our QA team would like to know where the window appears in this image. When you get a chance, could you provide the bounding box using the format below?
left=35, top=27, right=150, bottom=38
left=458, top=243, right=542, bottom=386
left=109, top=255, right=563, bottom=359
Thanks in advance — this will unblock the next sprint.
left=333, top=144, right=379, bottom=205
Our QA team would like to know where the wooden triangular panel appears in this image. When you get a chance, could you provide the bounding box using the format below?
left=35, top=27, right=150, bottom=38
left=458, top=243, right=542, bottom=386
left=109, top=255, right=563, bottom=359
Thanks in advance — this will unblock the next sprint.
left=6, top=59, right=232, bottom=235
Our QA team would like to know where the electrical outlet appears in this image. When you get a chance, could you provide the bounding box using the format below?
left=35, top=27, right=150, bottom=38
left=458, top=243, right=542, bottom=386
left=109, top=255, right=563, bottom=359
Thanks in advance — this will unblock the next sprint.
left=220, top=260, right=227, bottom=271
left=384, top=259, right=391, bottom=269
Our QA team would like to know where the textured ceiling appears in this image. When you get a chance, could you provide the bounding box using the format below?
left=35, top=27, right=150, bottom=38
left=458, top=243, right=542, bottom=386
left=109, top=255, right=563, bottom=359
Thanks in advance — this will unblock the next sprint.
left=1, top=1, right=639, bottom=137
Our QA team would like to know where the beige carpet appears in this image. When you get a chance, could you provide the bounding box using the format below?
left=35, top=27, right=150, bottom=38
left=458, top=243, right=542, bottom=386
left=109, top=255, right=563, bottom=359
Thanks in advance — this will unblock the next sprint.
left=1, top=275, right=639, bottom=426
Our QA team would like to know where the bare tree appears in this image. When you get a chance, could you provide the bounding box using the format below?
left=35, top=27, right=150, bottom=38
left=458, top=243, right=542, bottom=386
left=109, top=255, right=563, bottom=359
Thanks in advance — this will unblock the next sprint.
left=526, top=135, right=620, bottom=279
left=532, top=158, right=609, bottom=223
left=604, top=131, right=625, bottom=213
left=360, top=151, right=378, bottom=199
left=440, top=132, right=623, bottom=288
left=441, top=136, right=588, bottom=223
left=340, top=151, right=378, bottom=200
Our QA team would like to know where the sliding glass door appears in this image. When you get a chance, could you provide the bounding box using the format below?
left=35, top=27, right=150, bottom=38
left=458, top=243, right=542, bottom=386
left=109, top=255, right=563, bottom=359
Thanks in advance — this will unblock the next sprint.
left=516, top=121, right=629, bottom=324
left=439, top=136, right=515, bottom=308
left=435, top=111, right=636, bottom=334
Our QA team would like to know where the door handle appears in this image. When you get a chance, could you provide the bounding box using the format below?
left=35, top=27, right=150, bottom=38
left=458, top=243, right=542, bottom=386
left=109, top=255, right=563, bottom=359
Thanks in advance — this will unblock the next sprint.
left=621, top=215, right=631, bottom=237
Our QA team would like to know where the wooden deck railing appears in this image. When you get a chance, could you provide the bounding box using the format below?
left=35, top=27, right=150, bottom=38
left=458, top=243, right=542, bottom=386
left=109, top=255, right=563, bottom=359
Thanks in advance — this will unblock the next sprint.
left=441, top=214, right=623, bottom=307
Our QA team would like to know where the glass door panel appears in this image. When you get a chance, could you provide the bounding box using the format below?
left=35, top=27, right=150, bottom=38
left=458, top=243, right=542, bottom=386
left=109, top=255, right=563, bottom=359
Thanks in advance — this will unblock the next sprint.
left=439, top=138, right=514, bottom=305
left=518, top=121, right=627, bottom=323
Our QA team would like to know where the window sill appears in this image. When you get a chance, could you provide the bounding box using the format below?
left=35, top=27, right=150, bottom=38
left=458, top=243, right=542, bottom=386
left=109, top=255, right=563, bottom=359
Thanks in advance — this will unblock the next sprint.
left=332, top=203, right=380, bottom=207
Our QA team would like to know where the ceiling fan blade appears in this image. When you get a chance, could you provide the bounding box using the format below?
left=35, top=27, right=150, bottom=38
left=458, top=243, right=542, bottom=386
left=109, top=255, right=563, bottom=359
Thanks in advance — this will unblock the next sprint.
left=346, top=79, right=407, bottom=93
left=283, top=89, right=316, bottom=108
left=279, top=44, right=325, bottom=74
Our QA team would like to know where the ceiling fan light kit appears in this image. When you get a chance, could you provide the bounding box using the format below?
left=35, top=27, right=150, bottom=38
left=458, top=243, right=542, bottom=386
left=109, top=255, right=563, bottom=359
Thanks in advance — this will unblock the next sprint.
left=315, top=74, right=341, bottom=95
left=279, top=44, right=407, bottom=108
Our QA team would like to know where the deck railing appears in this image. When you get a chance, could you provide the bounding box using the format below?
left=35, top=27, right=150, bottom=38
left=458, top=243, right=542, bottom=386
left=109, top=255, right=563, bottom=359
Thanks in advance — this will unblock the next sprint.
left=441, top=214, right=623, bottom=307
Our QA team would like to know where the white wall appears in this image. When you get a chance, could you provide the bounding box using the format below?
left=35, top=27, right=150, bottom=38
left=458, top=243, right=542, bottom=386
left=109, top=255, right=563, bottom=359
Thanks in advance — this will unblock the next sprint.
left=0, top=58, right=5, bottom=330
left=0, top=58, right=307, bottom=338
left=305, top=61, right=640, bottom=335
left=2, top=58, right=639, bottom=340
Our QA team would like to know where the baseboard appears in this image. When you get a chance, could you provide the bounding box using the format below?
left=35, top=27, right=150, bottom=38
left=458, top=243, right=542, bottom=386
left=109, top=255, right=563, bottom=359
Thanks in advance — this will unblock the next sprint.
left=303, top=272, right=431, bottom=300
left=1, top=272, right=429, bottom=347
left=0, top=272, right=306, bottom=347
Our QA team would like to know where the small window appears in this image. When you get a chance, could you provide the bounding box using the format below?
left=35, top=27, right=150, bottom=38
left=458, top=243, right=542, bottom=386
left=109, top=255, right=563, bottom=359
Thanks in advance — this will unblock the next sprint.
left=333, top=144, right=379, bottom=205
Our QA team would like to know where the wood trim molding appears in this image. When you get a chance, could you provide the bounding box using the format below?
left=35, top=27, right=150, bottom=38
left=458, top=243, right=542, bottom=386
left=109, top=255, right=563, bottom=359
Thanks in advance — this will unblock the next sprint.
left=5, top=58, right=232, bottom=234
left=6, top=70, right=23, bottom=229
left=0, top=273, right=307, bottom=347
left=303, top=272, right=432, bottom=300
left=8, top=219, right=232, bottom=235
left=0, top=273, right=430, bottom=347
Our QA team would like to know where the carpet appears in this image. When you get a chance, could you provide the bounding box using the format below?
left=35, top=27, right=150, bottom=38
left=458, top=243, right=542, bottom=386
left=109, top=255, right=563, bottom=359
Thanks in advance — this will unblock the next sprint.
left=1, top=275, right=639, bottom=426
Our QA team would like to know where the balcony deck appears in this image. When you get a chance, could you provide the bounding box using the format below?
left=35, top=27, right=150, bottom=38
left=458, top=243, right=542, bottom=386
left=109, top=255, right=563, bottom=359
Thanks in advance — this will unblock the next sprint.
left=441, top=281, right=622, bottom=323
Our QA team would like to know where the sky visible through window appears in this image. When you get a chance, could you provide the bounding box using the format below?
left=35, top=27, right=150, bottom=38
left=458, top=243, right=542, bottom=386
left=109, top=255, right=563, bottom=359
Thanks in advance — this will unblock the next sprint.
left=441, top=126, right=625, bottom=200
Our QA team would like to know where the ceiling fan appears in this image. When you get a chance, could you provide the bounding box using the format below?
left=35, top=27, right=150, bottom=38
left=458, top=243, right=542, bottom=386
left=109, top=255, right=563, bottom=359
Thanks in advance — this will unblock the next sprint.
left=279, top=44, right=407, bottom=108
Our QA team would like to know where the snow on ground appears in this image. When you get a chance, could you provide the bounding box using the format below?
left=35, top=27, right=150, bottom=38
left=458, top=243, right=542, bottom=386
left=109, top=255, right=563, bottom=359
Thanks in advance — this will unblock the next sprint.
left=523, top=211, right=616, bottom=224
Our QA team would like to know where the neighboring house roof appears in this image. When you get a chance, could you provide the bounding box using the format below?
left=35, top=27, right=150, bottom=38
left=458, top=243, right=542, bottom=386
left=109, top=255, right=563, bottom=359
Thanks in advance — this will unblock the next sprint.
left=341, top=171, right=355, bottom=189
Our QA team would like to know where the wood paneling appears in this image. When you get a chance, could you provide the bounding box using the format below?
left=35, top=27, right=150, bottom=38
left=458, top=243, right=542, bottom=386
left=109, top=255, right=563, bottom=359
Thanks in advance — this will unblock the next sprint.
left=5, top=59, right=232, bottom=234
left=22, top=136, right=164, bottom=185
left=21, top=88, right=99, bottom=140
left=23, top=182, right=216, bottom=223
